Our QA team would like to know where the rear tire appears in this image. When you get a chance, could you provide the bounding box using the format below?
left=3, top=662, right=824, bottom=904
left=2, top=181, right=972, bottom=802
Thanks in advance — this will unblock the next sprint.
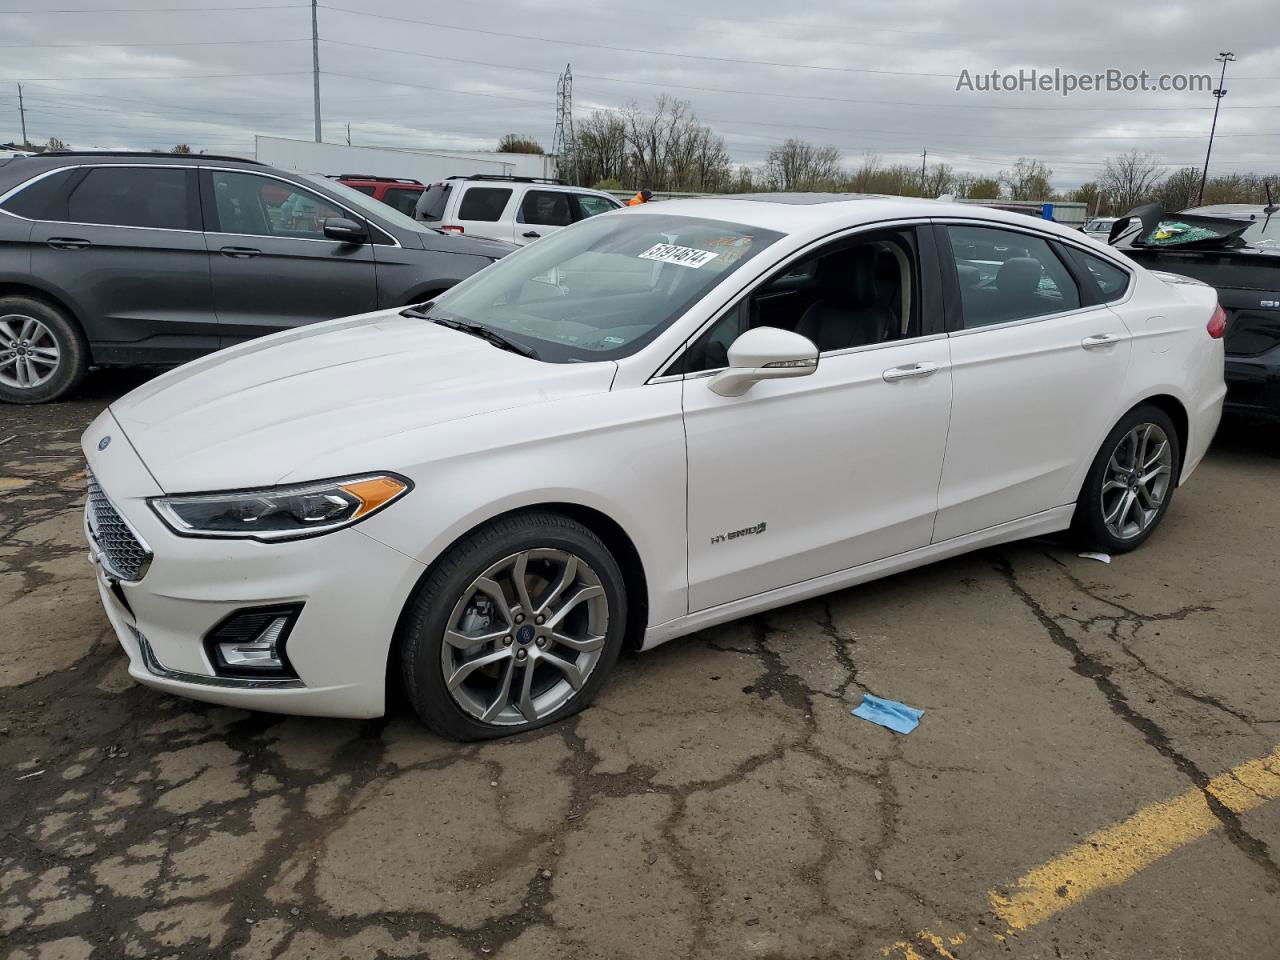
left=0, top=297, right=88, bottom=404
left=1072, top=403, right=1181, bottom=554
left=400, top=511, right=627, bottom=741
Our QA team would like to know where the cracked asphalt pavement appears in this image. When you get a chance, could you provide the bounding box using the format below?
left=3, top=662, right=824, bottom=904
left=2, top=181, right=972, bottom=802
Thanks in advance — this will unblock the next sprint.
left=2, top=370, right=1278, bottom=960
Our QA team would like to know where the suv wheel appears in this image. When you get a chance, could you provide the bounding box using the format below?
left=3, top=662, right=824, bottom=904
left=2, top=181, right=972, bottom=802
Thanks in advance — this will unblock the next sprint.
left=0, top=297, right=88, bottom=404
left=400, top=511, right=627, bottom=741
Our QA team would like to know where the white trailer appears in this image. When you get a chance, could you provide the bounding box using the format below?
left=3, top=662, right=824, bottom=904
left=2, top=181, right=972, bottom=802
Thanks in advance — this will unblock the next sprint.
left=254, top=136, right=558, bottom=183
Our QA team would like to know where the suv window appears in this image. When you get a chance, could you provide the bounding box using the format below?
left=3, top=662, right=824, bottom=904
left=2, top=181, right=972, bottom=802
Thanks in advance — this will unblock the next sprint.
left=209, top=171, right=345, bottom=239
left=0, top=169, right=76, bottom=220
left=381, top=186, right=422, bottom=217
left=1063, top=246, right=1131, bottom=303
left=457, top=186, right=511, bottom=222
left=415, top=182, right=451, bottom=222
left=573, top=193, right=617, bottom=219
left=65, top=166, right=197, bottom=230
left=519, top=189, right=573, bottom=226
left=946, top=224, right=1080, bottom=328
left=677, top=227, right=922, bottom=374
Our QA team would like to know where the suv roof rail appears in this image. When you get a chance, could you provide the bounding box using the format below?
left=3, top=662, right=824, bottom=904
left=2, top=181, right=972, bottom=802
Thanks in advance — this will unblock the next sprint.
left=446, top=174, right=567, bottom=185
left=333, top=174, right=423, bottom=184
left=41, top=150, right=263, bottom=164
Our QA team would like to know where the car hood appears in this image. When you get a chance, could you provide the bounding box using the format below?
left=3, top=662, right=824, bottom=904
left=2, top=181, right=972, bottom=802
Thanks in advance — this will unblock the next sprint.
left=109, top=311, right=617, bottom=493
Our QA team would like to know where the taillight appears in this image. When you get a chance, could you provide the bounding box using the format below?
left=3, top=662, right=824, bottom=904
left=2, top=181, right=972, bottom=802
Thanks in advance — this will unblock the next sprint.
left=441, top=225, right=464, bottom=234
left=1207, top=303, right=1227, bottom=339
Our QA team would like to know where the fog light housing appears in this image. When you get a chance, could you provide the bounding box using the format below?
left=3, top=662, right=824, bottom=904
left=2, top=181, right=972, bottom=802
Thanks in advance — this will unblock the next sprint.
left=204, top=605, right=302, bottom=679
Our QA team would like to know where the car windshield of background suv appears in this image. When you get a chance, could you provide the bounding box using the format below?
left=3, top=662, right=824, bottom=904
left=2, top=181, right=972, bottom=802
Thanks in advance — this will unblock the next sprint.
left=421, top=213, right=783, bottom=364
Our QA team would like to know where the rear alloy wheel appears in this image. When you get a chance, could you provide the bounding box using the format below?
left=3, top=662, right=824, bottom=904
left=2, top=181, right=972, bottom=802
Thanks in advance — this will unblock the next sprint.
left=1073, top=404, right=1181, bottom=554
left=0, top=297, right=88, bottom=404
left=401, top=512, right=627, bottom=740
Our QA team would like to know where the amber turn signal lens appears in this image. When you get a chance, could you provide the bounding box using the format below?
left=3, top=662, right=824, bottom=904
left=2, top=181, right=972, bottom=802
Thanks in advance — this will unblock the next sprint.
left=340, top=476, right=410, bottom=519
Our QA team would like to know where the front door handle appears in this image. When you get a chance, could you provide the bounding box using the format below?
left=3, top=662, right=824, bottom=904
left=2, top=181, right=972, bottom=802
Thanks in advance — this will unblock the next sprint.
left=521, top=231, right=541, bottom=239
left=219, top=246, right=261, bottom=259
left=46, top=237, right=90, bottom=250
left=1081, top=333, right=1122, bottom=349
left=882, top=361, right=938, bottom=383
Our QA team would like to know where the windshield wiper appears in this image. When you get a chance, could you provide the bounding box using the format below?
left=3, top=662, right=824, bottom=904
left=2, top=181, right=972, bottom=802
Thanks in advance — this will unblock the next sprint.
left=402, top=308, right=539, bottom=359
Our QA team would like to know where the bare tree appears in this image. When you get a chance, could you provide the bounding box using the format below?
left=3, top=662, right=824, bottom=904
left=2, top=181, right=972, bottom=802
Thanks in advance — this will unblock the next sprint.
left=171, top=144, right=192, bottom=155
left=922, top=162, right=955, bottom=198
left=965, top=176, right=1001, bottom=200
left=998, top=157, right=1053, bottom=200
left=1070, top=181, right=1101, bottom=214
left=571, top=110, right=628, bottom=187
left=1156, top=167, right=1201, bottom=212
left=1099, top=151, right=1164, bottom=212
left=765, top=138, right=843, bottom=191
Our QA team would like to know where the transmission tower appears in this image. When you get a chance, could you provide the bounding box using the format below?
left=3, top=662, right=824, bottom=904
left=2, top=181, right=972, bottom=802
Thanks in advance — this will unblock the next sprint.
left=551, top=63, right=575, bottom=183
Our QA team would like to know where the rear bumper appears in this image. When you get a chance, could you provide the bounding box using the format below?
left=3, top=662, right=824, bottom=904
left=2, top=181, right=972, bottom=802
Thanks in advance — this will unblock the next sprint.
left=1224, top=345, right=1280, bottom=420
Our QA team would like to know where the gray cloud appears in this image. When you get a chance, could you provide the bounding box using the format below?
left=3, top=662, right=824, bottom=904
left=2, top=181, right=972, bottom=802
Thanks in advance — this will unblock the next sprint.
left=1, top=0, right=1276, bottom=188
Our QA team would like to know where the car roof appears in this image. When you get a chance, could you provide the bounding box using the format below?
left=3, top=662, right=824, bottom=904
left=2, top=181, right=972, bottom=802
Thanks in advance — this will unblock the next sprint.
left=2, top=151, right=262, bottom=172
left=617, top=194, right=1094, bottom=244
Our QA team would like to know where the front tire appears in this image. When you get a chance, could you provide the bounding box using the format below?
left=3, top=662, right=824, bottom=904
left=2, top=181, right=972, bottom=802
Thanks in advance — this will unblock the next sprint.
left=1073, top=404, right=1181, bottom=554
left=0, top=297, right=88, bottom=404
left=400, top=511, right=627, bottom=741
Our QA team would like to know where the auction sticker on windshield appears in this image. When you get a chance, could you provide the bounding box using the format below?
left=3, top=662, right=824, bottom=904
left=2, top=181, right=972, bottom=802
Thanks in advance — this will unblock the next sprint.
left=639, top=243, right=719, bottom=268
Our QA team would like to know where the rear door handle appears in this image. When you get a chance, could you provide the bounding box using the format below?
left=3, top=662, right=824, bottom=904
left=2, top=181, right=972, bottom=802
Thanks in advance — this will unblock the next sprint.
left=1081, top=333, right=1122, bottom=349
left=219, top=246, right=261, bottom=259
left=46, top=237, right=90, bottom=250
left=522, top=231, right=541, bottom=239
left=882, top=361, right=939, bottom=383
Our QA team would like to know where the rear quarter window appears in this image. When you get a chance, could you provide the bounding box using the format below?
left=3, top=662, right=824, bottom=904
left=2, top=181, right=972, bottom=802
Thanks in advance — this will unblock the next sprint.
left=457, top=187, right=512, bottom=222
left=1063, top=246, right=1131, bottom=303
left=0, top=169, right=75, bottom=220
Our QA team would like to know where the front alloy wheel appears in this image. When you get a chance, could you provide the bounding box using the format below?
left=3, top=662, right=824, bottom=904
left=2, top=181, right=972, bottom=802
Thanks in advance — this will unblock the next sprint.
left=443, top=549, right=609, bottom=725
left=401, top=511, right=627, bottom=740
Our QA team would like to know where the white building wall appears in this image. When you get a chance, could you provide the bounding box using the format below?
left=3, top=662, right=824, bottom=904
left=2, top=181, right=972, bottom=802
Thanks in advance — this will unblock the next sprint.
left=254, top=136, right=557, bottom=183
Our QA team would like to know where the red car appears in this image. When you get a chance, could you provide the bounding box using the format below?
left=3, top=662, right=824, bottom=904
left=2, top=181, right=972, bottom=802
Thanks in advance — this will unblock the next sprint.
left=333, top=175, right=425, bottom=217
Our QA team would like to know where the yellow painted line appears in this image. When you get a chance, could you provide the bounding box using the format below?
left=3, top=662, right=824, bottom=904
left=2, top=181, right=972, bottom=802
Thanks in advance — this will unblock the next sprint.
left=990, top=743, right=1280, bottom=931
left=883, top=743, right=1280, bottom=958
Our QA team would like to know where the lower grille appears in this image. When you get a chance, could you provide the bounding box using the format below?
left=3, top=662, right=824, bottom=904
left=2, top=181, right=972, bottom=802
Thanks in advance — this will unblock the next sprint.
left=86, top=470, right=152, bottom=582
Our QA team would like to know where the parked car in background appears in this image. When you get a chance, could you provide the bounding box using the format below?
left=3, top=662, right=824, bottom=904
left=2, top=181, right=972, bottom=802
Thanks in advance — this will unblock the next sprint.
left=1110, top=201, right=1279, bottom=420
left=414, top=174, right=623, bottom=244
left=0, top=152, right=514, bottom=403
left=332, top=174, right=425, bottom=217
left=81, top=195, right=1223, bottom=738
left=1082, top=217, right=1117, bottom=239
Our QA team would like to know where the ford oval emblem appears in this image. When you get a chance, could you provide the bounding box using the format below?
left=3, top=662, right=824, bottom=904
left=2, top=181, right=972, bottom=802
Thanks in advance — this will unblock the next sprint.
left=98, top=436, right=111, bottom=451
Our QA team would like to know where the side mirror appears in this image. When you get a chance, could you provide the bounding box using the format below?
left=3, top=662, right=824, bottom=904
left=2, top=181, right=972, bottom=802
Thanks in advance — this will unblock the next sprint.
left=323, top=217, right=367, bottom=244
left=708, top=327, right=818, bottom=397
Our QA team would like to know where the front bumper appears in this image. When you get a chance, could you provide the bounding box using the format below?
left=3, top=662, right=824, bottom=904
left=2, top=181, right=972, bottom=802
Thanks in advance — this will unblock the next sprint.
left=1225, top=343, right=1280, bottom=420
left=83, top=410, right=425, bottom=719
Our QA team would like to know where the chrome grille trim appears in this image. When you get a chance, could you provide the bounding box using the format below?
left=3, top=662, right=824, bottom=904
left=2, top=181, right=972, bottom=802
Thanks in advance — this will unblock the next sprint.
left=86, top=469, right=153, bottom=583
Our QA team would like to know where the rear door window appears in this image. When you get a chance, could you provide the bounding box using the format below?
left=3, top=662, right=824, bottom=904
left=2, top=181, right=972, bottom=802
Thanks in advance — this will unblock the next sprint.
left=519, top=189, right=573, bottom=226
left=945, top=224, right=1080, bottom=328
left=457, top=186, right=512, bottom=222
left=65, top=166, right=198, bottom=230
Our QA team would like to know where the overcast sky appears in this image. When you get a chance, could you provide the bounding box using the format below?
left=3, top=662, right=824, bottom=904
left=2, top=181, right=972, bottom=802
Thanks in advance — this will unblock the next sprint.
left=0, top=0, right=1276, bottom=188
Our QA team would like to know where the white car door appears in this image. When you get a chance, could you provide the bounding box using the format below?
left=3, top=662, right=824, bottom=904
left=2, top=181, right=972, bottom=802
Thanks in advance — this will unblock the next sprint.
left=679, top=226, right=954, bottom=612
left=932, top=221, right=1132, bottom=542
left=512, top=188, right=575, bottom=245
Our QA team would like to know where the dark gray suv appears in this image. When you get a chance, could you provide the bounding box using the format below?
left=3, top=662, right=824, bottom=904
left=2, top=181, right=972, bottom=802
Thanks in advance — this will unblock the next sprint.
left=0, top=152, right=515, bottom=403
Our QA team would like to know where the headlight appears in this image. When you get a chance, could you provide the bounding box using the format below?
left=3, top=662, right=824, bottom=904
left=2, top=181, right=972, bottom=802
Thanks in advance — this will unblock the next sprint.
left=150, top=474, right=411, bottom=541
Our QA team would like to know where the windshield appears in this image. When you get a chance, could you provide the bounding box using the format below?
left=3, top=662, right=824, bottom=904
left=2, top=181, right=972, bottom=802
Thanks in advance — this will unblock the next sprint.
left=422, top=213, right=781, bottom=363
left=300, top=173, right=434, bottom=235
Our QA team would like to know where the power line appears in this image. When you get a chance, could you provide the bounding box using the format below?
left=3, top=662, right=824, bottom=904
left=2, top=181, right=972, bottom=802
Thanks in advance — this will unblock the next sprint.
left=0, top=37, right=309, bottom=48
left=0, top=3, right=304, bottom=11
left=0, top=71, right=310, bottom=81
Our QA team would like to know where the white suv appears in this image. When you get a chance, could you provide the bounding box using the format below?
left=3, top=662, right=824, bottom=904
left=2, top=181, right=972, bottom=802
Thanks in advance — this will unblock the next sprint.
left=414, top=175, right=622, bottom=245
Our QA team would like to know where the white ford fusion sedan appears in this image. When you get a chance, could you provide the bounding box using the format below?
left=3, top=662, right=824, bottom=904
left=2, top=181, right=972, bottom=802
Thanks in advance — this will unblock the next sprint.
left=81, top=195, right=1226, bottom=739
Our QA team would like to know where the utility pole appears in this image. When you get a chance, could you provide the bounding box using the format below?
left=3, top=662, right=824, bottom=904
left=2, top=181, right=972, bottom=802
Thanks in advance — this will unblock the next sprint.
left=1198, top=52, right=1234, bottom=205
left=17, top=83, right=28, bottom=148
left=311, top=0, right=322, bottom=142
left=346, top=122, right=351, bottom=146
left=920, top=148, right=927, bottom=196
